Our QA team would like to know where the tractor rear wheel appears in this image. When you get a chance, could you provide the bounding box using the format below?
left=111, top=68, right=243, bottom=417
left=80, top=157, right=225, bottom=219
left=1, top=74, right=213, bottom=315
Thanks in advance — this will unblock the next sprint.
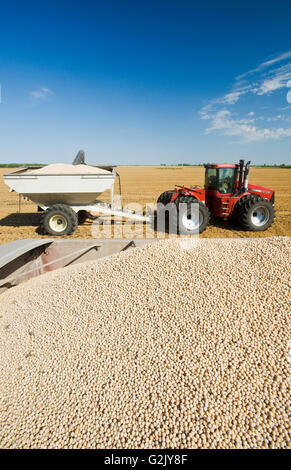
left=237, top=196, right=275, bottom=231
left=173, top=196, right=210, bottom=235
left=157, top=190, right=175, bottom=206
left=40, top=204, right=78, bottom=236
left=230, top=195, right=252, bottom=225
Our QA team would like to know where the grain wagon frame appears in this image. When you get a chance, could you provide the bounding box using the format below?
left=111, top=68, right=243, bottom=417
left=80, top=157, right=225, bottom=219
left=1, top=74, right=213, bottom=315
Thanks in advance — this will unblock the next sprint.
left=3, top=152, right=151, bottom=236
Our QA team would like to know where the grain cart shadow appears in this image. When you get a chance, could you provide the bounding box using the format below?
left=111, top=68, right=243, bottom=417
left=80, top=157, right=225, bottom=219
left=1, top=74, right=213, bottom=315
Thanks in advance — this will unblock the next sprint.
left=0, top=213, right=41, bottom=229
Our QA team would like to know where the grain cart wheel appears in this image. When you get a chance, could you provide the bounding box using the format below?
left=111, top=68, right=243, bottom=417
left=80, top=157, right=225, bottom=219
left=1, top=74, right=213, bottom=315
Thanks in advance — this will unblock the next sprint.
left=77, top=210, right=89, bottom=225
left=173, top=196, right=210, bottom=235
left=157, top=190, right=175, bottom=206
left=238, top=195, right=275, bottom=231
left=40, top=204, right=78, bottom=236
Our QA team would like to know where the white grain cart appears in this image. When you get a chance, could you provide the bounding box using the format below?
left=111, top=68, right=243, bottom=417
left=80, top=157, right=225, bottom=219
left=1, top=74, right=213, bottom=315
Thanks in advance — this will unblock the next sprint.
left=4, top=152, right=150, bottom=236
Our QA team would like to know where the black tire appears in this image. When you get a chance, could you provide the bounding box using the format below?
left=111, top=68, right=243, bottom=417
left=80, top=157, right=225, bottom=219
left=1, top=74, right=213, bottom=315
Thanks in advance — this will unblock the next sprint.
left=236, top=195, right=275, bottom=231
left=40, top=204, right=78, bottom=236
left=172, top=196, right=210, bottom=235
left=230, top=195, right=253, bottom=224
left=157, top=190, right=175, bottom=206
left=78, top=210, right=88, bottom=225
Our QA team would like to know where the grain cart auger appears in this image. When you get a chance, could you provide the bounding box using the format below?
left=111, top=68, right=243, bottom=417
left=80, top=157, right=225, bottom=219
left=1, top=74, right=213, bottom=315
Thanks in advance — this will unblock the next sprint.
left=157, top=160, right=275, bottom=234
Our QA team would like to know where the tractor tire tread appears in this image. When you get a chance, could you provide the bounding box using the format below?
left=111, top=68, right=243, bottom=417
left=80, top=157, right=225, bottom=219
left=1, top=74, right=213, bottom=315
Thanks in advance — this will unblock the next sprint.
left=157, top=190, right=175, bottom=206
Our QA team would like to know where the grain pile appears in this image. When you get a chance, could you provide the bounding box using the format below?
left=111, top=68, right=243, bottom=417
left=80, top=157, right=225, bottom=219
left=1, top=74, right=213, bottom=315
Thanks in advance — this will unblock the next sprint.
left=0, top=237, right=290, bottom=449
left=26, top=163, right=111, bottom=175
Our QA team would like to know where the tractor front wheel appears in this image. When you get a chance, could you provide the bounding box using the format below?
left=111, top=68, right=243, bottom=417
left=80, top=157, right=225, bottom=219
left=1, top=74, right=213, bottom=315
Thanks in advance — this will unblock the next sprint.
left=157, top=190, right=175, bottom=206
left=40, top=204, right=78, bottom=236
left=173, top=196, right=210, bottom=235
left=237, top=196, right=275, bottom=231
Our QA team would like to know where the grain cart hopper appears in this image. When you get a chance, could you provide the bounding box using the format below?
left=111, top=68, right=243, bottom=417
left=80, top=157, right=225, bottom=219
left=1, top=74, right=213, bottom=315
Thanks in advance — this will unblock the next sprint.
left=0, top=238, right=153, bottom=294
left=157, top=160, right=275, bottom=234
left=3, top=151, right=150, bottom=236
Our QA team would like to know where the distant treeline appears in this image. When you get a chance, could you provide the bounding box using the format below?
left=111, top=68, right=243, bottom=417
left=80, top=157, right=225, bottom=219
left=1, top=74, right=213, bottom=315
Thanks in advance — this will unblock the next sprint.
left=257, top=164, right=291, bottom=168
left=0, top=162, right=290, bottom=168
left=0, top=163, right=45, bottom=168
left=160, top=163, right=291, bottom=168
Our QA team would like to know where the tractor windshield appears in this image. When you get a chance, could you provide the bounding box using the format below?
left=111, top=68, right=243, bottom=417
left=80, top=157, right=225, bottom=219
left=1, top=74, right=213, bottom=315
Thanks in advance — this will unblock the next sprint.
left=217, top=168, right=237, bottom=194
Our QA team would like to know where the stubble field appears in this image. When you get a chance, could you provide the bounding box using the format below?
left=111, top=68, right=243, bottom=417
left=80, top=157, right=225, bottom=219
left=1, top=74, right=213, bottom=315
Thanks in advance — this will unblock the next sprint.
left=0, top=166, right=290, bottom=244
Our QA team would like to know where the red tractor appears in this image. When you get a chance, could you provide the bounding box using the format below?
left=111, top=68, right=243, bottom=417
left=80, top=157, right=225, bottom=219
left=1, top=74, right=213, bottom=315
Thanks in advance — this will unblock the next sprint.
left=157, top=160, right=275, bottom=234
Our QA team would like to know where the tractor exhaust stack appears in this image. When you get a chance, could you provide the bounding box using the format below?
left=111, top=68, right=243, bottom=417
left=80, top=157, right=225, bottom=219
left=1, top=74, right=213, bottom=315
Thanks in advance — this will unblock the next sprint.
left=238, top=159, right=244, bottom=192
left=243, top=161, right=251, bottom=192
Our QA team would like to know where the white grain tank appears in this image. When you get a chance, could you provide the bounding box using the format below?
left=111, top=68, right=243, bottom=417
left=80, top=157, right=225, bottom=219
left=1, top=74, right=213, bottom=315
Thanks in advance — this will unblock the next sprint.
left=4, top=163, right=116, bottom=206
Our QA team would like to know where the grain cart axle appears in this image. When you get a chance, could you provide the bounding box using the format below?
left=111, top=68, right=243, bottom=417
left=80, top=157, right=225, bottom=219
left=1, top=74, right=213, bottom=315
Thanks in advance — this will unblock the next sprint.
left=157, top=160, right=275, bottom=234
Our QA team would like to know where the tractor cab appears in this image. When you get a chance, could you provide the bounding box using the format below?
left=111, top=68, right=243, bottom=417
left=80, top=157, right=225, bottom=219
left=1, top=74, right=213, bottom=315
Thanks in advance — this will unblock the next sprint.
left=205, top=164, right=238, bottom=195
left=204, top=161, right=251, bottom=218
left=204, top=160, right=251, bottom=196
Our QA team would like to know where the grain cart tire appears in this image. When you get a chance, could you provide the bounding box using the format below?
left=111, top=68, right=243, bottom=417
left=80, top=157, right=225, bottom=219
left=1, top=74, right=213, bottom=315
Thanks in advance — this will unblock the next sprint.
left=157, top=190, right=175, bottom=206
left=77, top=210, right=89, bottom=225
left=238, top=195, right=275, bottom=231
left=40, top=204, right=78, bottom=236
left=173, top=196, right=210, bottom=235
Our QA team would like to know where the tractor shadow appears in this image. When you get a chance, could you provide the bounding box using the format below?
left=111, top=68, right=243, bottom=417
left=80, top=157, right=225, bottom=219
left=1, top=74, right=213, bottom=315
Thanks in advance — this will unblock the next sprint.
left=151, top=211, right=244, bottom=234
left=150, top=210, right=171, bottom=234
left=0, top=213, right=41, bottom=230
left=209, top=217, right=245, bottom=232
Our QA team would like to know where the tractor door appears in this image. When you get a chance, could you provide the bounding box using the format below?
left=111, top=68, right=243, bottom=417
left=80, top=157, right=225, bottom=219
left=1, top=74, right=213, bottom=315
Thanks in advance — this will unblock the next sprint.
left=205, top=167, right=238, bottom=218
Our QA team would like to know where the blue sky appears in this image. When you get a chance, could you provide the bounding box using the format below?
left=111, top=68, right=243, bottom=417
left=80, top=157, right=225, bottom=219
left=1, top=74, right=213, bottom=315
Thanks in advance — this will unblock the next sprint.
left=0, top=0, right=290, bottom=165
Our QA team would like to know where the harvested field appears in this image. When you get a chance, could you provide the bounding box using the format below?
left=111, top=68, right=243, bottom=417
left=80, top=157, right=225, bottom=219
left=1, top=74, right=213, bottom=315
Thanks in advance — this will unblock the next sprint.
left=0, top=237, right=290, bottom=449
left=0, top=167, right=290, bottom=243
